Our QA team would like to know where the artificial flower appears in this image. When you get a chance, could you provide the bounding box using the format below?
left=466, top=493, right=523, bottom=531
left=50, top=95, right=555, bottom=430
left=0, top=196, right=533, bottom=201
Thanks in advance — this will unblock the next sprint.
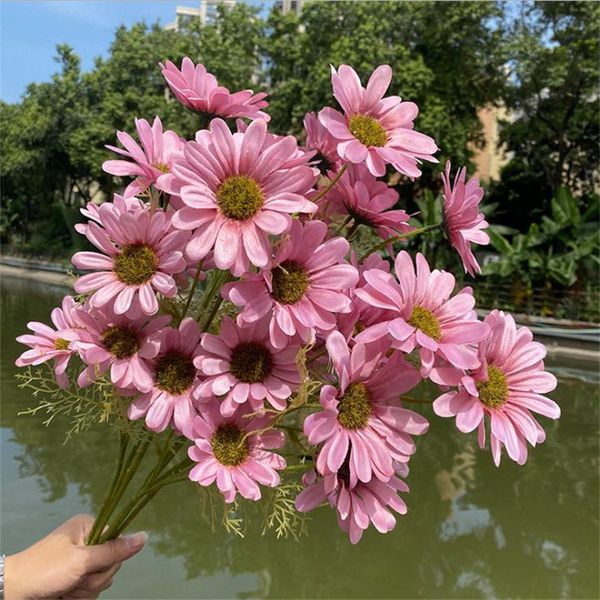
left=161, top=58, right=270, bottom=121
left=433, top=310, right=559, bottom=465
left=127, top=318, right=201, bottom=433
left=356, top=251, right=489, bottom=373
left=441, top=161, right=490, bottom=276
left=15, top=296, right=85, bottom=389
left=224, top=219, right=358, bottom=348
left=102, top=117, right=184, bottom=197
left=195, top=316, right=301, bottom=416
left=163, top=118, right=318, bottom=275
left=72, top=202, right=188, bottom=316
left=321, top=164, right=412, bottom=240
left=304, top=332, right=427, bottom=487
left=296, top=462, right=410, bottom=544
left=75, top=304, right=171, bottom=393
left=319, top=65, right=438, bottom=177
left=303, top=110, right=341, bottom=175
left=187, top=404, right=286, bottom=503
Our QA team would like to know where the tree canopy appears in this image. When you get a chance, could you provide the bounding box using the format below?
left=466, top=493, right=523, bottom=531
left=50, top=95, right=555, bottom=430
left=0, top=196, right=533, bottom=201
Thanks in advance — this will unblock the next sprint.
left=491, top=0, right=599, bottom=227
left=1, top=0, right=597, bottom=288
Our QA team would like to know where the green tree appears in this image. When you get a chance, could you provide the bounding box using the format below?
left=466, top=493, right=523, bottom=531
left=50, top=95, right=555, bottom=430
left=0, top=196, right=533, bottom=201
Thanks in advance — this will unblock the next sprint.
left=178, top=3, right=265, bottom=93
left=264, top=0, right=508, bottom=171
left=1, top=45, right=90, bottom=250
left=494, top=0, right=600, bottom=225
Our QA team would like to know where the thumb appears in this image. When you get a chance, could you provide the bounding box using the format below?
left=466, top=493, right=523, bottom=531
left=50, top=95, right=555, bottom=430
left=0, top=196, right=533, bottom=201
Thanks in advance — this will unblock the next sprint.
left=84, top=531, right=148, bottom=572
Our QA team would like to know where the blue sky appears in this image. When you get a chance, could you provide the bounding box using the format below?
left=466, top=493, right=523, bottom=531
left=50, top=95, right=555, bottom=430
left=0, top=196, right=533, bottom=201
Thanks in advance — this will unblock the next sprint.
left=0, top=1, right=262, bottom=103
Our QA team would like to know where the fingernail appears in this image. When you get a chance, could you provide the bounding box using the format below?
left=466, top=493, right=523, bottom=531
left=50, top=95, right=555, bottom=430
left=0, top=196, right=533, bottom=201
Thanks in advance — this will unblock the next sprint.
left=123, top=531, right=148, bottom=549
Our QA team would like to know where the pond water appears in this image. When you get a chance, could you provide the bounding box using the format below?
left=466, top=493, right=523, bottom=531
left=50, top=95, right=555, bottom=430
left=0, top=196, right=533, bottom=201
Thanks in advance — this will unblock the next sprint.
left=1, top=275, right=599, bottom=599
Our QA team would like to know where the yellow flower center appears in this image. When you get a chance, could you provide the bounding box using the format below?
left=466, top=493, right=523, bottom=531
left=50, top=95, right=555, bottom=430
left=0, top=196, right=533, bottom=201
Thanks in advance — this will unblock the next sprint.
left=101, top=325, right=140, bottom=359
left=153, top=162, right=170, bottom=173
left=476, top=365, right=509, bottom=409
left=271, top=261, right=309, bottom=305
left=113, top=244, right=158, bottom=286
left=408, top=305, right=442, bottom=341
left=154, top=351, right=196, bottom=394
left=54, top=338, right=70, bottom=351
left=348, top=114, right=387, bottom=147
left=216, top=175, right=264, bottom=221
left=229, top=342, right=273, bottom=384
left=337, top=382, right=372, bottom=430
left=211, top=423, right=250, bottom=466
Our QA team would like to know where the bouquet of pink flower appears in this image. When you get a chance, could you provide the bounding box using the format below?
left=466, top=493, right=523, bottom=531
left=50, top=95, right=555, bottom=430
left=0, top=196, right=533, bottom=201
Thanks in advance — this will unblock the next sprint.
left=16, top=59, right=559, bottom=545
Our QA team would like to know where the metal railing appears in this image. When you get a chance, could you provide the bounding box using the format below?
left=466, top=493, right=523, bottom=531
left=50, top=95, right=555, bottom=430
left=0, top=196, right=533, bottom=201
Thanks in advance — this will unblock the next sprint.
left=474, top=282, right=600, bottom=324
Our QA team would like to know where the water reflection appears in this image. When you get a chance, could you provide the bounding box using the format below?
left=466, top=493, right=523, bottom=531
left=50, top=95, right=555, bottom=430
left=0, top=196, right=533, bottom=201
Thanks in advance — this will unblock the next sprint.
left=1, top=275, right=598, bottom=599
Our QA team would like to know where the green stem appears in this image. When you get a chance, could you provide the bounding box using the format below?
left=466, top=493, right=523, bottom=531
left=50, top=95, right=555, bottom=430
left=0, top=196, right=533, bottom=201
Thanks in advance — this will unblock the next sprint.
left=307, top=346, right=328, bottom=365
left=202, top=295, right=224, bottom=331
left=140, top=431, right=177, bottom=491
left=332, top=215, right=353, bottom=237
left=196, top=269, right=230, bottom=323
left=401, top=396, right=434, bottom=405
left=148, top=187, right=161, bottom=213
left=86, top=430, right=129, bottom=545
left=99, top=452, right=190, bottom=543
left=180, top=261, right=203, bottom=320
left=311, top=164, right=347, bottom=204
left=359, top=223, right=443, bottom=261
left=99, top=475, right=188, bottom=543
left=153, top=455, right=193, bottom=484
left=282, top=463, right=314, bottom=473
left=88, top=435, right=151, bottom=544
left=345, top=219, right=360, bottom=241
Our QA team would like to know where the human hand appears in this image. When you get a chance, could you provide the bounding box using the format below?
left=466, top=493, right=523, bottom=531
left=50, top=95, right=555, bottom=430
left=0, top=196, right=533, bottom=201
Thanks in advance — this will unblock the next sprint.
left=4, top=514, right=147, bottom=599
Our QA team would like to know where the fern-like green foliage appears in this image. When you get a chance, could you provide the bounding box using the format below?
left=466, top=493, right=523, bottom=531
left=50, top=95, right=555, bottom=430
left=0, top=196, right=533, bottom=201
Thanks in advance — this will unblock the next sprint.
left=15, top=364, right=141, bottom=443
left=16, top=359, right=318, bottom=540
left=261, top=482, right=309, bottom=540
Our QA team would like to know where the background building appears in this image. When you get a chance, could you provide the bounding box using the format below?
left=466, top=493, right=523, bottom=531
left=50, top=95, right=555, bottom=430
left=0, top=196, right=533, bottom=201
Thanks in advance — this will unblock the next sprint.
left=165, top=0, right=237, bottom=31
left=277, top=0, right=303, bottom=16
left=471, top=104, right=512, bottom=182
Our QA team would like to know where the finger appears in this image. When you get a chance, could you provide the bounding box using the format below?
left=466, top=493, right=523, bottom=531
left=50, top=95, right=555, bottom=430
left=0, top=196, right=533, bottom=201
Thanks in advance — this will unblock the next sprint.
left=83, top=531, right=148, bottom=572
left=58, top=514, right=97, bottom=543
left=79, top=562, right=121, bottom=592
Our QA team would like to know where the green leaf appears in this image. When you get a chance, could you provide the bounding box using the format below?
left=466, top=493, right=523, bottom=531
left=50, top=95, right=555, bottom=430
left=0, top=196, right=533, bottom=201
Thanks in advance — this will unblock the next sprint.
left=487, top=228, right=514, bottom=254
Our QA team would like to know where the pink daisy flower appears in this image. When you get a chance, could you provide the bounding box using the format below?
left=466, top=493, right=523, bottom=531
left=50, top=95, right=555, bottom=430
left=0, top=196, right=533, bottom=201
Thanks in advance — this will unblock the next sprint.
left=433, top=310, right=559, bottom=466
left=74, top=195, right=146, bottom=238
left=295, top=463, right=410, bottom=544
left=303, top=332, right=427, bottom=487
left=224, top=219, right=359, bottom=348
left=162, top=118, right=318, bottom=276
left=319, top=65, right=438, bottom=177
left=75, top=304, right=171, bottom=393
left=441, top=161, right=490, bottom=276
left=356, top=251, right=490, bottom=374
left=322, top=164, right=412, bottom=240
left=186, top=405, right=286, bottom=503
left=102, top=117, right=184, bottom=197
left=194, top=316, right=301, bottom=417
left=337, top=253, right=396, bottom=343
left=235, top=118, right=316, bottom=171
left=128, top=318, right=201, bottom=434
left=72, top=203, right=188, bottom=316
left=303, top=110, right=341, bottom=175
left=15, top=296, right=86, bottom=389
left=161, top=58, right=270, bottom=121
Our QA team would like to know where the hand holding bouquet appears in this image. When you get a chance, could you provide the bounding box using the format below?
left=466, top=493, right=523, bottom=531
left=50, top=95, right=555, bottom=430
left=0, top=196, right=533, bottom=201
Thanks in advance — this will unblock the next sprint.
left=16, top=59, right=559, bottom=545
